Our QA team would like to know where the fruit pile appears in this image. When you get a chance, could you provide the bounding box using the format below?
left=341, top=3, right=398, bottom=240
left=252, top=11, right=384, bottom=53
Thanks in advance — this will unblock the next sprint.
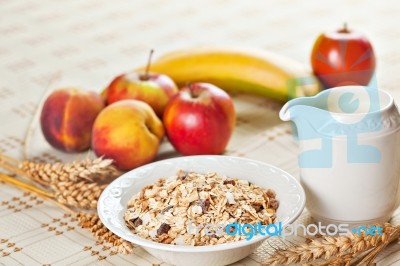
left=41, top=47, right=320, bottom=171
left=41, top=80, right=235, bottom=171
left=40, top=25, right=375, bottom=172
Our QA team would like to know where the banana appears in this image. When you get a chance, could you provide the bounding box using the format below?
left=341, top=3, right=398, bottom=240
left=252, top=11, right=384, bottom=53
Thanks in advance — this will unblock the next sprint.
left=138, top=47, right=321, bottom=102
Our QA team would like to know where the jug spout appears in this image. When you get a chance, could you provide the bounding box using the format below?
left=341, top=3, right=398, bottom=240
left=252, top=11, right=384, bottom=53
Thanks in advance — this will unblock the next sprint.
left=279, top=97, right=318, bottom=122
left=279, top=101, right=292, bottom=122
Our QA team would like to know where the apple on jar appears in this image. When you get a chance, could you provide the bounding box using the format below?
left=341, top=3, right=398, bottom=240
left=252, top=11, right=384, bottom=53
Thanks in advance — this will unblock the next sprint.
left=311, top=23, right=376, bottom=88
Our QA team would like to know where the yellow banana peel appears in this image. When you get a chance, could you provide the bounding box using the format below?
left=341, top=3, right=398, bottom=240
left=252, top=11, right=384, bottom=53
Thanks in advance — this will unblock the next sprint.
left=137, top=47, right=321, bottom=102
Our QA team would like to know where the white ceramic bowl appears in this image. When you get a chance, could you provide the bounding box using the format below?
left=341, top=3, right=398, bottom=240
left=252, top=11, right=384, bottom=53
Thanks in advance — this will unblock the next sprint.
left=98, top=155, right=305, bottom=266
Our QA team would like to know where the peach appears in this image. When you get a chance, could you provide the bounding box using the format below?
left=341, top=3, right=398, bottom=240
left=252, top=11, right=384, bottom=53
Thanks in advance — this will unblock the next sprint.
left=92, top=99, right=164, bottom=170
left=40, top=88, right=104, bottom=152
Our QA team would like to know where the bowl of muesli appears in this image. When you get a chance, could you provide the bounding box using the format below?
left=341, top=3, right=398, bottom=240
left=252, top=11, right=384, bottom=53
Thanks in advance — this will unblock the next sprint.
left=98, top=155, right=305, bottom=266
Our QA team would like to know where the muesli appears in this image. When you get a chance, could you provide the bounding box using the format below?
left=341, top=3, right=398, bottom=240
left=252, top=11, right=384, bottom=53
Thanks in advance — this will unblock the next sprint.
left=124, top=170, right=278, bottom=246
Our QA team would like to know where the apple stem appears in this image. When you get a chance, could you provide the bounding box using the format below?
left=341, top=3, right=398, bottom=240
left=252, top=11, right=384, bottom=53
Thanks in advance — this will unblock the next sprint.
left=144, top=49, right=154, bottom=80
left=187, top=83, right=200, bottom=99
left=187, top=82, right=196, bottom=95
left=339, top=22, right=350, bottom=33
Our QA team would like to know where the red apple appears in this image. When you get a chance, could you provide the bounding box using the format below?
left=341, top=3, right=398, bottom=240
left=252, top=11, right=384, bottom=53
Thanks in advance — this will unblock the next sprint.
left=106, top=72, right=178, bottom=117
left=106, top=51, right=178, bottom=117
left=163, top=83, right=236, bottom=155
left=311, top=24, right=376, bottom=88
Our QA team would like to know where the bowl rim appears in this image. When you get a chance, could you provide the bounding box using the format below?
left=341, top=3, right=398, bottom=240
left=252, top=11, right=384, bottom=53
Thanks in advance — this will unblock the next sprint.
left=98, top=155, right=306, bottom=252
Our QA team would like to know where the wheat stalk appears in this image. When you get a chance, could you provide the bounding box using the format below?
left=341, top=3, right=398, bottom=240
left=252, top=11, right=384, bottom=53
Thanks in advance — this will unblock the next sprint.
left=19, top=157, right=120, bottom=186
left=0, top=173, right=72, bottom=212
left=53, top=181, right=108, bottom=210
left=77, top=212, right=134, bottom=254
left=0, top=153, right=120, bottom=185
left=0, top=154, right=120, bottom=210
left=0, top=173, right=134, bottom=254
left=263, top=223, right=399, bottom=266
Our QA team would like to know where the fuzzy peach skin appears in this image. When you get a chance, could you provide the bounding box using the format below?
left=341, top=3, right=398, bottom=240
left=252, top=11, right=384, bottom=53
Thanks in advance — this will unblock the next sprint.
left=92, top=99, right=164, bottom=171
left=106, top=72, right=178, bottom=117
left=40, top=88, right=104, bottom=152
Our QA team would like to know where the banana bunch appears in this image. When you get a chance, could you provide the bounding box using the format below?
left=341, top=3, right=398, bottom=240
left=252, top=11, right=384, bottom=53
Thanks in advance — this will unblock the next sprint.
left=139, top=47, right=321, bottom=102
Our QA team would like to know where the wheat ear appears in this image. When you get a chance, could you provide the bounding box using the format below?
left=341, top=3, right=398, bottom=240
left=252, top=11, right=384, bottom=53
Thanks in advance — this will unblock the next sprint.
left=263, top=223, right=397, bottom=265
left=0, top=173, right=134, bottom=254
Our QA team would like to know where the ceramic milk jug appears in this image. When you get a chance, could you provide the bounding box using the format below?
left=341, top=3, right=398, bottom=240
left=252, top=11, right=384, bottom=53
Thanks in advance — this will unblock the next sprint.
left=280, top=86, right=400, bottom=225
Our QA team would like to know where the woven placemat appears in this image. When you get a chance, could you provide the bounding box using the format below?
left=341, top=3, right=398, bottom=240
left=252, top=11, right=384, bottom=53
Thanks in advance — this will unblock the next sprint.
left=1, top=0, right=400, bottom=265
